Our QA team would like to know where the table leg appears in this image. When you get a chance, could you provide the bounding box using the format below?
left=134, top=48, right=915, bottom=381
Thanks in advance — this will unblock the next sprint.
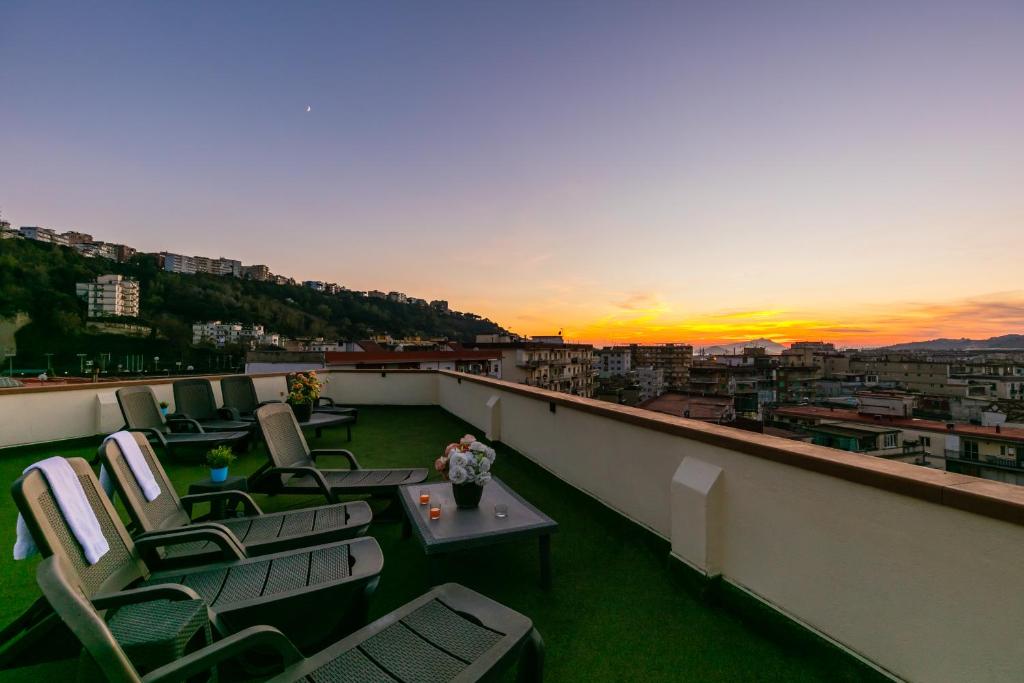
left=539, top=535, right=552, bottom=590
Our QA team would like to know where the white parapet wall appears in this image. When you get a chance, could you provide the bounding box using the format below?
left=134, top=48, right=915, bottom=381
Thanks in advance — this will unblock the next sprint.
left=436, top=371, right=1024, bottom=683
left=3, top=369, right=1024, bottom=681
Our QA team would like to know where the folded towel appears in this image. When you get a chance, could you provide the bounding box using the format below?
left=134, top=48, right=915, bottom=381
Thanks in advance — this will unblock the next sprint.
left=98, top=431, right=161, bottom=503
left=13, top=457, right=110, bottom=564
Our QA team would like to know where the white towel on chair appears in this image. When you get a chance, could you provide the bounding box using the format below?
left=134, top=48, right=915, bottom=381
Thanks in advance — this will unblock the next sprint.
left=13, top=457, right=110, bottom=564
left=98, top=431, right=161, bottom=502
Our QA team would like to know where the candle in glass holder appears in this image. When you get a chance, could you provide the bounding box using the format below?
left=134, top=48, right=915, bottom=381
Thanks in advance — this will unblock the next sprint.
left=429, top=506, right=441, bottom=520
left=419, top=489, right=430, bottom=505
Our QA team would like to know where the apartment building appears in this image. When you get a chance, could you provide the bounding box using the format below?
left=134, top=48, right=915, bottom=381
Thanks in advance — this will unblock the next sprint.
left=75, top=275, right=140, bottom=318
left=241, top=264, right=271, bottom=281
left=1, top=221, right=21, bottom=239
left=769, top=404, right=1024, bottom=485
left=387, top=291, right=407, bottom=303
left=622, top=343, right=693, bottom=389
left=161, top=252, right=240, bottom=277
left=192, top=321, right=277, bottom=348
left=634, top=366, right=665, bottom=401
left=596, top=347, right=632, bottom=378
left=19, top=226, right=68, bottom=246
left=430, top=299, right=450, bottom=313
left=473, top=336, right=595, bottom=397
left=303, top=280, right=326, bottom=292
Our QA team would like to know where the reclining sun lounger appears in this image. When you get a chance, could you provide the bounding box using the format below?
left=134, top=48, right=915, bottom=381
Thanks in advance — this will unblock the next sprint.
left=99, top=432, right=373, bottom=568
left=117, top=385, right=250, bottom=461
left=12, top=458, right=383, bottom=652
left=36, top=554, right=545, bottom=682
left=250, top=403, right=428, bottom=502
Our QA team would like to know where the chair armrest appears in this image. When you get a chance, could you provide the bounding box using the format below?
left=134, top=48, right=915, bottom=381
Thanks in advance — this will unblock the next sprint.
left=257, top=399, right=283, bottom=407
left=310, top=448, right=360, bottom=469
left=265, top=466, right=338, bottom=503
left=125, top=427, right=168, bottom=448
left=92, top=583, right=201, bottom=610
left=142, top=625, right=302, bottom=683
left=218, top=406, right=242, bottom=421
left=135, top=527, right=247, bottom=560
left=180, top=491, right=262, bottom=516
left=316, top=396, right=337, bottom=407
left=166, top=417, right=205, bottom=434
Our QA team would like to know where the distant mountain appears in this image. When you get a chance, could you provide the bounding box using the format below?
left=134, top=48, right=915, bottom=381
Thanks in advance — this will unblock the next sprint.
left=878, top=334, right=1024, bottom=351
left=702, top=338, right=787, bottom=355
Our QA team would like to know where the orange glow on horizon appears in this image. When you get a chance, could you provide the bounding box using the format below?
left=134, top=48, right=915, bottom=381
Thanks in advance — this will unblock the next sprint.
left=500, top=292, right=1024, bottom=349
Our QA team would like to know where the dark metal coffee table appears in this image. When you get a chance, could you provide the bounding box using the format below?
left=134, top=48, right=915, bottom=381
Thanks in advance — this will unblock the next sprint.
left=399, top=477, right=558, bottom=589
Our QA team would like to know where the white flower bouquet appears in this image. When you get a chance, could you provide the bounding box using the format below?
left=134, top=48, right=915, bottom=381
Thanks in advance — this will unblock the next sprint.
left=435, top=434, right=497, bottom=486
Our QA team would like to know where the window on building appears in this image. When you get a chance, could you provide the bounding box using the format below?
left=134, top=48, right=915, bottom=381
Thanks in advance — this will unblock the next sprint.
left=920, top=436, right=931, bottom=447
left=883, top=433, right=897, bottom=449
left=961, top=440, right=979, bottom=459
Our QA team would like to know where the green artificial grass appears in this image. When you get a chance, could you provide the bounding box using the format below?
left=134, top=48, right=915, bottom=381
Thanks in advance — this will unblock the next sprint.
left=0, top=407, right=884, bottom=682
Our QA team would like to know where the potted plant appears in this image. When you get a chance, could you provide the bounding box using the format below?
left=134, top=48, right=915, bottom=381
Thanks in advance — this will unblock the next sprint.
left=158, top=400, right=170, bottom=417
left=286, top=371, right=321, bottom=422
left=205, top=445, right=236, bottom=483
left=434, top=434, right=497, bottom=508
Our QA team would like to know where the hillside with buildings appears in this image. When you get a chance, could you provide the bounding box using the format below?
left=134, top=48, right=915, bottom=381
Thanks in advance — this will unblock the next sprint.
left=877, top=334, right=1024, bottom=351
left=0, top=235, right=505, bottom=373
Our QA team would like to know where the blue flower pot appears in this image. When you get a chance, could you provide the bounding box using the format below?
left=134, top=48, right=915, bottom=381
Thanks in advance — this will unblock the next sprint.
left=210, top=467, right=229, bottom=483
left=160, top=407, right=169, bottom=417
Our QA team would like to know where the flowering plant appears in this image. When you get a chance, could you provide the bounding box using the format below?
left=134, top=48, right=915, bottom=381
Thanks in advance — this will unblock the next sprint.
left=287, top=371, right=322, bottom=405
left=435, top=434, right=496, bottom=486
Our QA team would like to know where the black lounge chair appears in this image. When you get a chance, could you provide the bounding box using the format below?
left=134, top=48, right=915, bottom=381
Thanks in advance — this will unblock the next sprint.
left=250, top=403, right=428, bottom=502
left=220, top=374, right=282, bottom=421
left=12, top=458, right=383, bottom=651
left=36, top=555, right=544, bottom=682
left=99, top=432, right=373, bottom=568
left=171, top=378, right=255, bottom=433
left=116, top=385, right=249, bottom=460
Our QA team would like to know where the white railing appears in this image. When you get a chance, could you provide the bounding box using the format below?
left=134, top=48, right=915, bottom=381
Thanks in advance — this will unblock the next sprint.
left=2, top=369, right=1024, bottom=682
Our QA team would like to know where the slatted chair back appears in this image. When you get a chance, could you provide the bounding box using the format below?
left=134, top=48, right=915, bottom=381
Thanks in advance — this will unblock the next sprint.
left=12, top=458, right=146, bottom=600
left=99, top=433, right=191, bottom=533
left=220, top=374, right=260, bottom=415
left=172, top=378, right=219, bottom=421
left=116, top=385, right=166, bottom=432
left=36, top=556, right=143, bottom=683
left=256, top=402, right=314, bottom=470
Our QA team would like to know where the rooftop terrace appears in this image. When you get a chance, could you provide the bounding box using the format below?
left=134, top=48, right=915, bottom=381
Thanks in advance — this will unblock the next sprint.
left=0, top=406, right=873, bottom=682
left=1, top=370, right=1023, bottom=681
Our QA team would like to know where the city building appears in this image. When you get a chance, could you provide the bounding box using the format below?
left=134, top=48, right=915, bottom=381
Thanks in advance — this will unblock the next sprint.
left=387, top=291, right=408, bottom=303
left=19, top=226, right=68, bottom=246
left=241, top=264, right=271, bottom=281
left=430, top=299, right=450, bottom=313
left=192, top=321, right=277, bottom=348
left=367, top=290, right=386, bottom=299
left=0, top=221, right=20, bottom=239
left=621, top=343, right=693, bottom=389
left=596, top=347, right=632, bottom=378
left=74, top=274, right=140, bottom=318
left=634, top=365, right=666, bottom=401
left=62, top=231, right=94, bottom=245
left=471, top=335, right=595, bottom=397
left=160, top=252, right=197, bottom=274
left=303, top=280, right=326, bottom=292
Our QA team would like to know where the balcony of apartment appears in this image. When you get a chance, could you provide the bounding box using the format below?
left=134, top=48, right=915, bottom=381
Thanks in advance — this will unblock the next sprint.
left=945, top=449, right=1023, bottom=471
left=1, top=370, right=1024, bottom=682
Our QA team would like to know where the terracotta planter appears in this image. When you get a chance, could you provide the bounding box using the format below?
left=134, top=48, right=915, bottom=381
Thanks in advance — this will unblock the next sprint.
left=289, top=401, right=313, bottom=423
left=452, top=482, right=484, bottom=509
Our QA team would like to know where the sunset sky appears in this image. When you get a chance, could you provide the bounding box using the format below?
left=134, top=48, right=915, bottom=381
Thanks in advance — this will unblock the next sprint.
left=2, top=1, right=1022, bottom=348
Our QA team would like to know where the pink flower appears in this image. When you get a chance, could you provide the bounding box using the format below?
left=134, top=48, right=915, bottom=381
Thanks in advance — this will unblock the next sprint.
left=434, top=457, right=447, bottom=473
left=444, top=443, right=459, bottom=457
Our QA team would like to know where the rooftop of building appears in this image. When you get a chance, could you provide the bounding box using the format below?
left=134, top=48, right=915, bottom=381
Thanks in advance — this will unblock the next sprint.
left=2, top=370, right=1024, bottom=681
left=638, top=391, right=734, bottom=421
left=0, top=405, right=871, bottom=682
left=774, top=405, right=1024, bottom=443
